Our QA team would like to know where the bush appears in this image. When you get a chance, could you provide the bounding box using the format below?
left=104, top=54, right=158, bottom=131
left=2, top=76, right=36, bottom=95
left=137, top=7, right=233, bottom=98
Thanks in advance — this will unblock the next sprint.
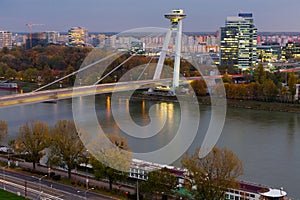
left=52, top=174, right=61, bottom=180
left=49, top=172, right=55, bottom=178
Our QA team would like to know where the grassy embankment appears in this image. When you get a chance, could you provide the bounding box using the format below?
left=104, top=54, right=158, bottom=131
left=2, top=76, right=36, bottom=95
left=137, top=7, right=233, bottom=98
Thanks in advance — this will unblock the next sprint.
left=0, top=189, right=27, bottom=200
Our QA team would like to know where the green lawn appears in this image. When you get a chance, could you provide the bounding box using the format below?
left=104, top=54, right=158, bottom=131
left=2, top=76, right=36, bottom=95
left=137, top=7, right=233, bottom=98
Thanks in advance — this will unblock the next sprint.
left=0, top=189, right=27, bottom=200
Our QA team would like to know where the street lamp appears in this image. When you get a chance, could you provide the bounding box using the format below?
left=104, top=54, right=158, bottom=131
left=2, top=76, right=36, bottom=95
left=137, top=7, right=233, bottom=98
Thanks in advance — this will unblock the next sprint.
left=84, top=149, right=89, bottom=189
left=39, top=175, right=47, bottom=193
left=85, top=187, right=94, bottom=200
left=2, top=166, right=7, bottom=190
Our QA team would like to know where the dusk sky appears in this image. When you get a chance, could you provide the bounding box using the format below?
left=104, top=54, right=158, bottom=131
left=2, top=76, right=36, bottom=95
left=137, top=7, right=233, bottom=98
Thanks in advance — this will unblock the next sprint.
left=1, top=0, right=300, bottom=33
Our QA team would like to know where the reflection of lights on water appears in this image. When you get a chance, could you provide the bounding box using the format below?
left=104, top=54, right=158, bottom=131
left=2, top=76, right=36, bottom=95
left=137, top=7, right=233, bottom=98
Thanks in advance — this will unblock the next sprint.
left=141, top=100, right=145, bottom=116
left=106, top=96, right=111, bottom=119
left=157, top=102, right=174, bottom=123
left=167, top=103, right=174, bottom=123
left=125, top=99, right=129, bottom=113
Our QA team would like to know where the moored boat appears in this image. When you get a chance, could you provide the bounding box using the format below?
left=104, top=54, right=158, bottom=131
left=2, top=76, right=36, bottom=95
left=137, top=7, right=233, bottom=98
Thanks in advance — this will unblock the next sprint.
left=0, top=82, right=19, bottom=90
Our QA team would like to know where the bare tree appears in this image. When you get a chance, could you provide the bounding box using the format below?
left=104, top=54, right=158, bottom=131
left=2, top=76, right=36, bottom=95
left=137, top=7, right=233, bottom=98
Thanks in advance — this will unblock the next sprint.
left=181, top=147, right=243, bottom=200
left=47, top=120, right=85, bottom=179
left=90, top=134, right=131, bottom=190
left=0, top=120, right=8, bottom=144
left=15, top=120, right=50, bottom=169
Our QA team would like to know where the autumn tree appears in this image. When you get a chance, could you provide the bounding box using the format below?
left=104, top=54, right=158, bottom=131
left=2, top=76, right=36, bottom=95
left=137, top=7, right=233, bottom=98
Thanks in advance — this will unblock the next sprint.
left=140, top=167, right=178, bottom=199
left=22, top=68, right=38, bottom=82
left=181, top=147, right=243, bottom=200
left=47, top=120, right=85, bottom=179
left=64, top=65, right=76, bottom=85
left=15, top=120, right=50, bottom=169
left=190, top=79, right=208, bottom=96
left=263, top=79, right=279, bottom=101
left=222, top=73, right=233, bottom=83
left=40, top=66, right=54, bottom=84
left=90, top=134, right=131, bottom=190
left=5, top=67, right=17, bottom=80
left=0, top=120, right=8, bottom=144
left=288, top=72, right=297, bottom=101
left=254, top=64, right=266, bottom=84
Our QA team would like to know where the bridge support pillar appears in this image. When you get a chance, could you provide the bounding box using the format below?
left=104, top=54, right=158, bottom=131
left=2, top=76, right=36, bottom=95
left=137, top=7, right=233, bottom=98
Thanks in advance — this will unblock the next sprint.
left=153, top=9, right=186, bottom=95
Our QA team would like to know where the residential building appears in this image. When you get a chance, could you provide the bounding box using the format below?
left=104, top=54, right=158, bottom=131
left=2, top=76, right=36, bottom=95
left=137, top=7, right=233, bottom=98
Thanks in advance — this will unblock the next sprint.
left=282, top=42, right=300, bottom=61
left=68, top=27, right=88, bottom=46
left=220, top=13, right=258, bottom=70
left=0, top=30, right=12, bottom=49
left=46, top=31, right=60, bottom=44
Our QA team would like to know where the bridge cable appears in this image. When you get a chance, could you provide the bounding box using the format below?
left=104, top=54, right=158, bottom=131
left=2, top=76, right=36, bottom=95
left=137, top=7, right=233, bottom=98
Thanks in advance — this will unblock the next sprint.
left=33, top=52, right=119, bottom=92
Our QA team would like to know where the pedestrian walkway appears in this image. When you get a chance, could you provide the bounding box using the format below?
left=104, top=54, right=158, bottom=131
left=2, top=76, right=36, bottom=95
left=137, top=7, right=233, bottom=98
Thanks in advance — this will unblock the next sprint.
left=0, top=156, right=135, bottom=195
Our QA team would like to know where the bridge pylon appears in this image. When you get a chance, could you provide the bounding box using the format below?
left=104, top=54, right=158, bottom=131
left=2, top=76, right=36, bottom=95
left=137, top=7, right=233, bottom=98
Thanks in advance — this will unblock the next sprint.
left=153, top=9, right=186, bottom=94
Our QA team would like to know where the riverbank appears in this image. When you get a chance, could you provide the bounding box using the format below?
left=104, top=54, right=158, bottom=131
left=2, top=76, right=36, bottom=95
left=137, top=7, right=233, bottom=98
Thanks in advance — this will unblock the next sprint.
left=131, top=92, right=300, bottom=113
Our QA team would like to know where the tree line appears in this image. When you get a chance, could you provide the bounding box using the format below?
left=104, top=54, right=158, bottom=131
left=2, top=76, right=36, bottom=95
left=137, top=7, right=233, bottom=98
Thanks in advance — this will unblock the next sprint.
left=0, top=119, right=244, bottom=200
left=191, top=64, right=299, bottom=103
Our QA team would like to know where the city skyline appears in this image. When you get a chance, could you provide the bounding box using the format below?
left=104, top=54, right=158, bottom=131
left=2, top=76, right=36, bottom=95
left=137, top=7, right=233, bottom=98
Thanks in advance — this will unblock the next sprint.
left=1, top=0, right=300, bottom=33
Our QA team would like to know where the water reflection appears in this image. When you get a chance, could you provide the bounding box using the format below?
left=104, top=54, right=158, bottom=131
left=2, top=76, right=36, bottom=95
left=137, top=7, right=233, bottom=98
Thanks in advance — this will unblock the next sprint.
left=1, top=90, right=300, bottom=197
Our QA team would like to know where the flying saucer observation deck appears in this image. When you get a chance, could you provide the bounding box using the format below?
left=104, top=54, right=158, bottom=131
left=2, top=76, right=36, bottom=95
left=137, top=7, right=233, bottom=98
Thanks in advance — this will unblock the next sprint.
left=164, top=9, right=187, bottom=23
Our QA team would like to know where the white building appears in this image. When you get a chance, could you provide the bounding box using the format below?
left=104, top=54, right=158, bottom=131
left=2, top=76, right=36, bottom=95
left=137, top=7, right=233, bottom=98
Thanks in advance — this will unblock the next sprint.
left=0, top=30, right=12, bottom=49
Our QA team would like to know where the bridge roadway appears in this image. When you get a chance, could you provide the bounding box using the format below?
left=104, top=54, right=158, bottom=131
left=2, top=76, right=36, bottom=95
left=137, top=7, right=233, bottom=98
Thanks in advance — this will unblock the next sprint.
left=0, top=78, right=188, bottom=108
left=0, top=76, right=225, bottom=108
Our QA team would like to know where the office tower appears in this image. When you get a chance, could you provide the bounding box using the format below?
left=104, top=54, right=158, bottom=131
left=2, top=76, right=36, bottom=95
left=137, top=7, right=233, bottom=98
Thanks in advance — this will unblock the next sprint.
left=220, top=13, right=257, bottom=70
left=25, top=32, right=47, bottom=49
left=0, top=30, right=12, bottom=49
left=68, top=27, right=88, bottom=46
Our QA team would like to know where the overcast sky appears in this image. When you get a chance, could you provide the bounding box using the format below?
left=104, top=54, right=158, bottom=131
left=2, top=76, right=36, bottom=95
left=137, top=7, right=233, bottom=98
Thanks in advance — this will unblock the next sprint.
left=1, top=0, right=300, bottom=33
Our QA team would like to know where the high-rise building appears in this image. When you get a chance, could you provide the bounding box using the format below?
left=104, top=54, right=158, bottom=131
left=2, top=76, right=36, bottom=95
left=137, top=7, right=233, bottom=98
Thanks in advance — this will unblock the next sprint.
left=0, top=30, right=12, bottom=49
left=46, top=31, right=60, bottom=44
left=220, top=13, right=257, bottom=70
left=68, top=27, right=88, bottom=46
left=25, top=32, right=47, bottom=49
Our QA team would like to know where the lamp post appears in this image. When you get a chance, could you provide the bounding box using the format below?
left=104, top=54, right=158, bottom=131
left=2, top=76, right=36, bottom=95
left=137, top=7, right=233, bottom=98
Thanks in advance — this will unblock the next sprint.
left=85, top=149, right=89, bottom=189
left=2, top=166, right=6, bottom=190
left=84, top=187, right=94, bottom=200
left=39, top=175, right=47, bottom=194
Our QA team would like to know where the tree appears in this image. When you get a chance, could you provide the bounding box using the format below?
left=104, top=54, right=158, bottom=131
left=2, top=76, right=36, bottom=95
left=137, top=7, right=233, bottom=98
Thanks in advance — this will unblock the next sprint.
left=254, top=64, right=266, bottom=84
left=4, top=67, right=17, bottom=80
left=190, top=80, right=208, bottom=96
left=0, top=120, right=8, bottom=144
left=47, top=120, right=85, bottom=179
left=222, top=73, right=232, bottom=83
left=64, top=65, right=76, bottom=85
left=288, top=72, right=297, bottom=101
left=140, top=167, right=178, bottom=199
left=263, top=79, right=279, bottom=101
left=90, top=134, right=131, bottom=190
left=181, top=147, right=243, bottom=200
left=40, top=66, right=54, bottom=84
left=23, top=68, right=38, bottom=82
left=15, top=120, right=50, bottom=169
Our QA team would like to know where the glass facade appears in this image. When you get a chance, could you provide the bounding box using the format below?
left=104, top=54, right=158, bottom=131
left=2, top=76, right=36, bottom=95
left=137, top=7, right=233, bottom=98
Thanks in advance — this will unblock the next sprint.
left=220, top=13, right=257, bottom=70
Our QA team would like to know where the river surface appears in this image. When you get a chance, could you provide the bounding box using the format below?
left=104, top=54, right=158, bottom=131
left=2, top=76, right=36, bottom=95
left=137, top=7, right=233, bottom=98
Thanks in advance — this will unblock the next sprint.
left=0, top=89, right=300, bottom=198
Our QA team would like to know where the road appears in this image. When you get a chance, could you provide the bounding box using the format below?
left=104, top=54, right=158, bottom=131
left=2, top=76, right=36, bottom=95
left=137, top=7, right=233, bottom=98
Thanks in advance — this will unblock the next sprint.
left=0, top=79, right=171, bottom=108
left=0, top=168, right=121, bottom=200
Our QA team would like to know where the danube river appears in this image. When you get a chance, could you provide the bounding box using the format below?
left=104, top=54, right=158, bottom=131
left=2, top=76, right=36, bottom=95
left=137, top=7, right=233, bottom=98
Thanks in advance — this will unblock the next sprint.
left=0, top=89, right=300, bottom=198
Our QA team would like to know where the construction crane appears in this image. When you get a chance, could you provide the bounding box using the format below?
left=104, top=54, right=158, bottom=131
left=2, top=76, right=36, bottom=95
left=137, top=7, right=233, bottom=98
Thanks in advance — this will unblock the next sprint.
left=25, top=23, right=45, bottom=48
